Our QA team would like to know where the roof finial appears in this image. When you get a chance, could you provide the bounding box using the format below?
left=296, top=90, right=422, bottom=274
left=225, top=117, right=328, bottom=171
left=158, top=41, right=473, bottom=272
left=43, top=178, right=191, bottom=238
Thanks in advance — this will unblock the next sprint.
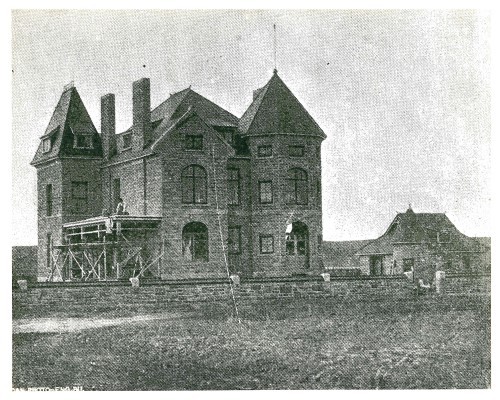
left=407, top=203, right=413, bottom=213
left=273, top=24, right=278, bottom=74
left=63, top=81, right=74, bottom=91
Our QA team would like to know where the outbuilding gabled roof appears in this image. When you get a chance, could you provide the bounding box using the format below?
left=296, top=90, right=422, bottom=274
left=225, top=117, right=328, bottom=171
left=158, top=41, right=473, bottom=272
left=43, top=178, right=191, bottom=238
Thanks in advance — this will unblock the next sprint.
left=356, top=207, right=488, bottom=255
left=31, top=85, right=101, bottom=165
left=239, top=70, right=326, bottom=138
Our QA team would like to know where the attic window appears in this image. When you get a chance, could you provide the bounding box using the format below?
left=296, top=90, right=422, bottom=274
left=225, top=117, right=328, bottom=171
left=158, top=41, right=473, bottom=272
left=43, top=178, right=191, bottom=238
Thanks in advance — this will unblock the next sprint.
left=42, top=138, right=51, bottom=153
left=73, top=132, right=93, bottom=149
left=123, top=133, right=132, bottom=150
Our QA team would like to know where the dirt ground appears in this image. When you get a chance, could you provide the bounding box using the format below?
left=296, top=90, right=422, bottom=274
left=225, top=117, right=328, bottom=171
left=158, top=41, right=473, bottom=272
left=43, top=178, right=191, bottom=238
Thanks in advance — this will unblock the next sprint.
left=12, top=294, right=490, bottom=390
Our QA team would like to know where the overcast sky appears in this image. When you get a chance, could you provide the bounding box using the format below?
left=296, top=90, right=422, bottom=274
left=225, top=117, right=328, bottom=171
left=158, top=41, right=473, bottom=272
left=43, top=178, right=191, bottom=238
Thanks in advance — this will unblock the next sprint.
left=11, top=9, right=490, bottom=245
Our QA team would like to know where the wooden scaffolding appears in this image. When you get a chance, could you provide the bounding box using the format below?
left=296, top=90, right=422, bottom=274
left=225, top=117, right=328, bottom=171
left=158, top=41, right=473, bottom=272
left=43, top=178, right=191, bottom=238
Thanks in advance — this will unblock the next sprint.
left=47, top=215, right=164, bottom=282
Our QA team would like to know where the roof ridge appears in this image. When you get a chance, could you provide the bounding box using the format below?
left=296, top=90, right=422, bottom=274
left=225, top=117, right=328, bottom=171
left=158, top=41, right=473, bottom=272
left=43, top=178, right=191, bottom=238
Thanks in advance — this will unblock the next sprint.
left=243, top=74, right=276, bottom=134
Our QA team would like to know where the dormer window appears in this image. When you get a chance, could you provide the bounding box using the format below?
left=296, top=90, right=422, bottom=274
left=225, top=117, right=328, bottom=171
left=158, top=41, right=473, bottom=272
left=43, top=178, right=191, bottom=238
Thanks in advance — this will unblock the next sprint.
left=42, top=138, right=51, bottom=153
left=73, top=130, right=93, bottom=149
left=122, top=133, right=132, bottom=150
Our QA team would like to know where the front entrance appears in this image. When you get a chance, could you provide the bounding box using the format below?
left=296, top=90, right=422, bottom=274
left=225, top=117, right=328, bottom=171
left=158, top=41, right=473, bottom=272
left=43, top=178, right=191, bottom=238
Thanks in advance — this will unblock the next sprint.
left=285, top=221, right=310, bottom=269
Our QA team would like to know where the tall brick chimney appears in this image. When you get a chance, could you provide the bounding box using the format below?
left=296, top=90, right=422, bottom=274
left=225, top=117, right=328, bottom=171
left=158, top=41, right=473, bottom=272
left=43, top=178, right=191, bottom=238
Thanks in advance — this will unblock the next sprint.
left=101, top=93, right=116, bottom=160
left=133, top=78, right=151, bottom=149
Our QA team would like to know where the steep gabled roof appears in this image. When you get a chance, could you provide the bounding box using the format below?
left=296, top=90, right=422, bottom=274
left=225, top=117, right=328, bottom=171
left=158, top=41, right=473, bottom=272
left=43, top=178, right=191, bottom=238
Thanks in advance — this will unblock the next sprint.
left=239, top=70, right=326, bottom=138
left=110, top=87, right=239, bottom=164
left=31, top=86, right=101, bottom=166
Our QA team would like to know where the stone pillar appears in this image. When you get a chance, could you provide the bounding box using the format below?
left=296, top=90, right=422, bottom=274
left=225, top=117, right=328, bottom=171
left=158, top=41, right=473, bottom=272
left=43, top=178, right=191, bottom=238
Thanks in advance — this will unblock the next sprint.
left=129, top=277, right=140, bottom=288
left=435, top=271, right=445, bottom=294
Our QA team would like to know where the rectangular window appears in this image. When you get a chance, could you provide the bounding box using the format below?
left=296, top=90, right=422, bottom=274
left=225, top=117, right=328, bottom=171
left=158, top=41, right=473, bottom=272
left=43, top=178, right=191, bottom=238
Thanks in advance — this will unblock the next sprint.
left=257, top=145, right=272, bottom=157
left=185, top=134, right=203, bottom=150
left=228, top=226, right=242, bottom=254
left=46, top=233, right=52, bottom=271
left=46, top=184, right=53, bottom=216
left=71, top=181, right=88, bottom=214
left=112, top=178, right=121, bottom=210
left=463, top=256, right=472, bottom=273
left=403, top=258, right=414, bottom=272
left=288, top=145, right=304, bottom=157
left=260, top=234, right=274, bottom=254
left=259, top=181, right=273, bottom=204
left=227, top=168, right=240, bottom=205
left=42, top=138, right=51, bottom=153
left=122, top=133, right=132, bottom=149
left=73, top=133, right=93, bottom=149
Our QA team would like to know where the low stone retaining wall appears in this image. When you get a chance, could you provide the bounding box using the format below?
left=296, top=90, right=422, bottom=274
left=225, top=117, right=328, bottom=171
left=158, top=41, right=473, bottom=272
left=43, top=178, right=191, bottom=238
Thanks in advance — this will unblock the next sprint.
left=13, top=276, right=409, bottom=318
left=446, top=274, right=490, bottom=295
left=13, top=274, right=489, bottom=319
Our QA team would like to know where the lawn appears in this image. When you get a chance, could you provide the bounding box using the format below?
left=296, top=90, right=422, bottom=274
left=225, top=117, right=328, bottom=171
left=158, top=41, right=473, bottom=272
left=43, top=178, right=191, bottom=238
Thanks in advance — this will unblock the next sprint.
left=12, top=294, right=490, bottom=390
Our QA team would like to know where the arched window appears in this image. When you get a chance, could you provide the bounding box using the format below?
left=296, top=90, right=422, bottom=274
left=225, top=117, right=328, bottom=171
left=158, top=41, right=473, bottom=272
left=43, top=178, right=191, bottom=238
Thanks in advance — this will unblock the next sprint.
left=286, top=168, right=308, bottom=205
left=182, top=222, right=208, bottom=261
left=182, top=165, right=207, bottom=204
left=286, top=221, right=309, bottom=256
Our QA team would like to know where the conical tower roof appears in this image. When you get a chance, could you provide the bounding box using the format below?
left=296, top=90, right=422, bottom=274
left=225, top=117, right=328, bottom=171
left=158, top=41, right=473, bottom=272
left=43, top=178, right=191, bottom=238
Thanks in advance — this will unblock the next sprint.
left=239, top=70, right=326, bottom=138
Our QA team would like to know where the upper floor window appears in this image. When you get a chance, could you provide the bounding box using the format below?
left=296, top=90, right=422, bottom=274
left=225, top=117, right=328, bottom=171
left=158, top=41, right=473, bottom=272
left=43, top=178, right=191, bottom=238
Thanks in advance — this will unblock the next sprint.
left=73, top=131, right=93, bottom=149
left=182, top=165, right=207, bottom=204
left=71, top=181, right=88, bottom=214
left=42, top=138, right=51, bottom=153
left=185, top=134, right=203, bottom=150
left=227, top=168, right=240, bottom=205
left=122, top=133, right=132, bottom=150
left=228, top=226, right=242, bottom=254
left=286, top=168, right=308, bottom=205
left=259, top=181, right=273, bottom=204
left=257, top=145, right=272, bottom=157
left=288, top=145, right=304, bottom=157
left=46, top=184, right=53, bottom=216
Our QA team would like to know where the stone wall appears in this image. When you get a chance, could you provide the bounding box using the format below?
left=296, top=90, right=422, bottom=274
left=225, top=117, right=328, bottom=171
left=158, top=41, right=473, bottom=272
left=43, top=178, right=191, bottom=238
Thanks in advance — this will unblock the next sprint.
left=445, top=274, right=490, bottom=295
left=13, top=276, right=409, bottom=318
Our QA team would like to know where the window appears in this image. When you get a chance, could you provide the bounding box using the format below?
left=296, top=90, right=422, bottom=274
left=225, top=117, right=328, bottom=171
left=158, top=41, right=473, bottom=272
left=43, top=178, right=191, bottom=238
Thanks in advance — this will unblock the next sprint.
left=259, top=181, right=273, bottom=204
left=112, top=178, right=121, bottom=210
left=463, top=256, right=472, bottom=273
left=439, top=231, right=451, bottom=242
left=286, top=222, right=309, bottom=256
left=71, top=181, right=88, bottom=214
left=185, top=134, right=203, bottom=150
left=122, top=133, right=132, bottom=149
left=182, top=165, right=207, bottom=204
left=42, top=138, right=51, bottom=153
left=286, top=168, right=308, bottom=205
left=46, top=233, right=52, bottom=271
left=260, top=234, right=274, bottom=254
left=228, top=226, right=241, bottom=254
left=227, top=168, right=240, bottom=205
left=182, top=222, right=208, bottom=262
left=73, top=133, right=93, bottom=149
left=257, top=145, right=272, bottom=157
left=288, top=145, right=304, bottom=157
left=46, top=184, right=53, bottom=216
left=370, top=256, right=384, bottom=275
left=403, top=258, right=414, bottom=273
left=316, top=145, right=321, bottom=159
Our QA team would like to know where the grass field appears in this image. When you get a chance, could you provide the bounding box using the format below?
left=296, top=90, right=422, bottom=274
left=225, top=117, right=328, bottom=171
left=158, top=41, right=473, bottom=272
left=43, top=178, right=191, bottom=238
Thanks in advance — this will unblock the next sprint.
left=12, top=294, right=490, bottom=390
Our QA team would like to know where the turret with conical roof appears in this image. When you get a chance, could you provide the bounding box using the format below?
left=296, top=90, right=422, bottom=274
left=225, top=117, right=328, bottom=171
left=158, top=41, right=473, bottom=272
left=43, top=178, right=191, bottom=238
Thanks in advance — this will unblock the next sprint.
left=240, top=71, right=326, bottom=277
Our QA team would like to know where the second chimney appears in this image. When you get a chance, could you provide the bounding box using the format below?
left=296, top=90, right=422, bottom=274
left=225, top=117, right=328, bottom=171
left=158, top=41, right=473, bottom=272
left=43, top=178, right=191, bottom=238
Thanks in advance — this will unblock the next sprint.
left=101, top=93, right=116, bottom=160
left=133, top=78, right=151, bottom=149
